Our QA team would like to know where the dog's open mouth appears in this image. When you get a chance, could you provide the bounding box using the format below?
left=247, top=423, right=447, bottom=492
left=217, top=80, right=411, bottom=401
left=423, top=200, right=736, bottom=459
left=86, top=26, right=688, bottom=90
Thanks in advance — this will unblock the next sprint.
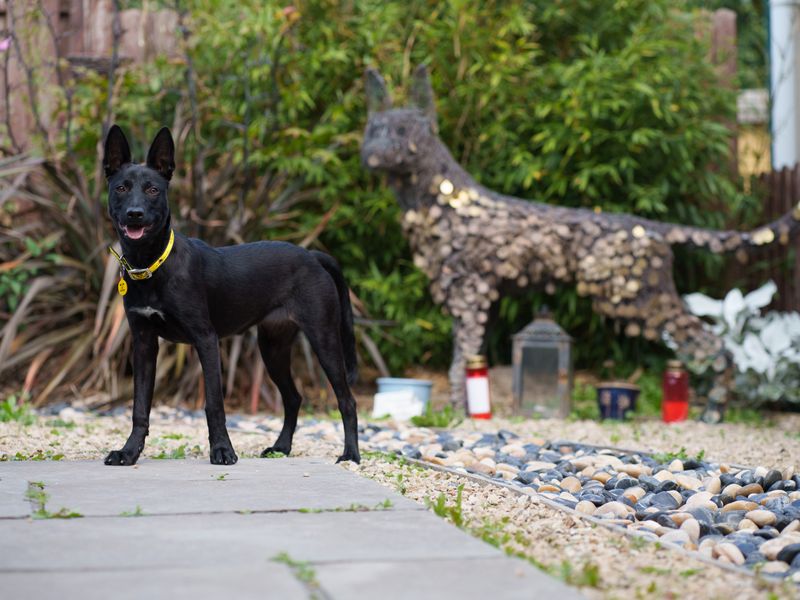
left=122, top=225, right=150, bottom=240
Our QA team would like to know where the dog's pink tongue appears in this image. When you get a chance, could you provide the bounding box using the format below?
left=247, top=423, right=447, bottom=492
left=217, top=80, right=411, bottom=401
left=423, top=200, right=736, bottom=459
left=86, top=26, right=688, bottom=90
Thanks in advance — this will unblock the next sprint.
left=126, top=226, right=145, bottom=240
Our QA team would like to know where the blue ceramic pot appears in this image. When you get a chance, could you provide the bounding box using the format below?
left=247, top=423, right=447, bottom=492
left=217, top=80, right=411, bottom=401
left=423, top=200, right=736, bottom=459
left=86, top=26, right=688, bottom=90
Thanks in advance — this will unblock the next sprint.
left=596, top=382, right=640, bottom=420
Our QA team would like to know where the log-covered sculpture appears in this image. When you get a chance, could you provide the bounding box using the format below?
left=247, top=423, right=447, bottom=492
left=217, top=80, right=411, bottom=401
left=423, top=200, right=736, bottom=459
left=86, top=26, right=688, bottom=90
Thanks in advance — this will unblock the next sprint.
left=361, top=65, right=800, bottom=422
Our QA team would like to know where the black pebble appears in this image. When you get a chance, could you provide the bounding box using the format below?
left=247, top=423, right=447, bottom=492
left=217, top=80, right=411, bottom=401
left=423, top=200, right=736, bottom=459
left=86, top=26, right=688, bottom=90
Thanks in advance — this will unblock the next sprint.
left=776, top=543, right=800, bottom=564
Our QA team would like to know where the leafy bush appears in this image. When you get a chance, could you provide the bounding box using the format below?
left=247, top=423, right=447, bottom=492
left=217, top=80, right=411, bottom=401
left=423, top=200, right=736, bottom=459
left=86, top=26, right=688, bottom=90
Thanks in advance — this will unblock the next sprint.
left=684, top=281, right=800, bottom=404
left=2, top=0, right=749, bottom=405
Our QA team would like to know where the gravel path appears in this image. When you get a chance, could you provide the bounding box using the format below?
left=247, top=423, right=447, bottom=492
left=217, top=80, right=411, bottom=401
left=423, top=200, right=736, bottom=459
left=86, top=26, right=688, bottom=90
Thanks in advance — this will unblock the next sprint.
left=3, top=409, right=800, bottom=599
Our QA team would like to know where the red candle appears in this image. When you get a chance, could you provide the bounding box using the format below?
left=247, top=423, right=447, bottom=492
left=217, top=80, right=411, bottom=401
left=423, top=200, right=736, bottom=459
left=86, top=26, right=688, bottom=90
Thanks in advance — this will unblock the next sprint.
left=466, top=355, right=492, bottom=419
left=662, top=360, right=689, bottom=422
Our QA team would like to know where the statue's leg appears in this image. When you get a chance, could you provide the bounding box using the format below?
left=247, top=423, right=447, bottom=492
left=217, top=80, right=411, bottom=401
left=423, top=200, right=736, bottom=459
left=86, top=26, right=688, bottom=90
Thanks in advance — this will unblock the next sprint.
left=446, top=276, right=490, bottom=410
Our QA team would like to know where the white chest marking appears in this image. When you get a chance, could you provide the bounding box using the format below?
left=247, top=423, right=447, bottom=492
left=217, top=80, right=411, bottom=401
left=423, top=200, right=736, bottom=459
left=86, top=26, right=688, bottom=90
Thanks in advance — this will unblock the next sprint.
left=130, top=306, right=166, bottom=320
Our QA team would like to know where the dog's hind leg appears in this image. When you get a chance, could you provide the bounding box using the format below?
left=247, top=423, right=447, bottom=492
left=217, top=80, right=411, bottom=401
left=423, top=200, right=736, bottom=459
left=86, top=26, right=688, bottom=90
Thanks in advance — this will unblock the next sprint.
left=301, top=325, right=360, bottom=464
left=257, top=323, right=303, bottom=457
left=105, top=325, right=158, bottom=466
left=194, top=331, right=238, bottom=465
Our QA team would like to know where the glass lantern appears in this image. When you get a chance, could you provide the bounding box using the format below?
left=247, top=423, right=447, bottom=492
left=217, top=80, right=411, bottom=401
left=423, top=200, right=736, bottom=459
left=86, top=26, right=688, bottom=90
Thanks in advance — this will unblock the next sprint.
left=512, top=311, right=573, bottom=418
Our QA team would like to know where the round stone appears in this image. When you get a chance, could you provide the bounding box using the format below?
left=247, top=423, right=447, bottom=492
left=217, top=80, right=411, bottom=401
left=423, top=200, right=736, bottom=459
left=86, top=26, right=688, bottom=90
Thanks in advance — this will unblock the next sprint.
left=776, top=543, right=800, bottom=564
left=763, top=469, right=783, bottom=490
left=680, top=518, right=700, bottom=542
left=575, top=500, right=596, bottom=515
left=745, top=509, right=777, bottom=527
left=660, top=529, right=691, bottom=546
left=722, top=483, right=742, bottom=498
left=704, top=476, right=721, bottom=494
left=739, top=483, right=764, bottom=497
left=721, top=500, right=759, bottom=513
left=738, top=518, right=757, bottom=531
left=715, top=542, right=745, bottom=565
left=560, top=476, right=581, bottom=494
left=595, top=501, right=631, bottom=518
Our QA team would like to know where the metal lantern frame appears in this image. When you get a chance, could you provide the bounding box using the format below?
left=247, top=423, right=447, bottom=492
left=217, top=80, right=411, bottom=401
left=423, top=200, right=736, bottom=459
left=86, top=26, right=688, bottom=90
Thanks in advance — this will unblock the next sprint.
left=512, top=315, right=573, bottom=418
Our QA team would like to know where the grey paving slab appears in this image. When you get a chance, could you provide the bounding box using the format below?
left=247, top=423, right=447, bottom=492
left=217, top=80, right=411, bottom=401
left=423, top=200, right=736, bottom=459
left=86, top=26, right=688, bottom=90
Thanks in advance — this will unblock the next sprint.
left=316, top=557, right=584, bottom=600
left=0, top=472, right=30, bottom=517
left=0, top=564, right=307, bottom=600
left=0, top=510, right=499, bottom=571
left=0, top=458, right=420, bottom=516
left=0, top=458, right=584, bottom=599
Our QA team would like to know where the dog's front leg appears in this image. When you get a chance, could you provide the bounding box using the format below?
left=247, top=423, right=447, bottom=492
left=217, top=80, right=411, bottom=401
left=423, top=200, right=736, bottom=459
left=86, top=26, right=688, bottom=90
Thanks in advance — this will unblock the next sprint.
left=195, top=332, right=238, bottom=465
left=105, top=326, right=158, bottom=466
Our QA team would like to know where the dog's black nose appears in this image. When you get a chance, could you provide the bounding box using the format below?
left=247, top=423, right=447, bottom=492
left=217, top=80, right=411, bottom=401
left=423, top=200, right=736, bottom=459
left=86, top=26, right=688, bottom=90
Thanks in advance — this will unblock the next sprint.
left=126, top=208, right=144, bottom=222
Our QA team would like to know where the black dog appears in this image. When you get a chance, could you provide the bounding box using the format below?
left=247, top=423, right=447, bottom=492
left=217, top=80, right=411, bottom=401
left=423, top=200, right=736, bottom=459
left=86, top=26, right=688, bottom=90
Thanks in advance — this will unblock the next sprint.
left=102, top=125, right=360, bottom=465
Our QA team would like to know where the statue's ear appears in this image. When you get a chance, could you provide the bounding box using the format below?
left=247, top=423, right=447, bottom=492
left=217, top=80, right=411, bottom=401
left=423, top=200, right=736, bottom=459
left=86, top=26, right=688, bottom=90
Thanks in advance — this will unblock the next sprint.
left=365, top=68, right=392, bottom=113
left=410, top=64, right=437, bottom=131
left=146, top=127, right=175, bottom=181
left=103, top=125, right=132, bottom=179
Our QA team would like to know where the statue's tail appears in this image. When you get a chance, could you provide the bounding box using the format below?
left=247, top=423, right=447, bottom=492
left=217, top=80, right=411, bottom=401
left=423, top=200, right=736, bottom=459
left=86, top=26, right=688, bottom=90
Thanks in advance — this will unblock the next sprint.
left=649, top=205, right=800, bottom=260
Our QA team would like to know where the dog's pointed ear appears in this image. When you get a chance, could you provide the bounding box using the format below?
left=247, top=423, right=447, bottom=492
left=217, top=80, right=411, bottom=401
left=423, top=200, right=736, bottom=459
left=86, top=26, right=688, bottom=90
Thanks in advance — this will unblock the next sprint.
left=103, top=125, right=132, bottom=179
left=410, top=64, right=437, bottom=130
left=365, top=68, right=392, bottom=113
left=146, top=127, right=175, bottom=181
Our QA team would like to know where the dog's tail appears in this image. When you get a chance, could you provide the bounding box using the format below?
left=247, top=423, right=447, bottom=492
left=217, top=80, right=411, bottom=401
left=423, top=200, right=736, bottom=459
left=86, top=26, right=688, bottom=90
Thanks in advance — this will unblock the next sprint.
left=312, top=251, right=358, bottom=385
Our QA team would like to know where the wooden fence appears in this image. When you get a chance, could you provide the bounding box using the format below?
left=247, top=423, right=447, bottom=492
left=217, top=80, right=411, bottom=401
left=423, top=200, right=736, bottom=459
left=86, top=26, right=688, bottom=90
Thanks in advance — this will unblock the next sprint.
left=749, top=165, right=800, bottom=312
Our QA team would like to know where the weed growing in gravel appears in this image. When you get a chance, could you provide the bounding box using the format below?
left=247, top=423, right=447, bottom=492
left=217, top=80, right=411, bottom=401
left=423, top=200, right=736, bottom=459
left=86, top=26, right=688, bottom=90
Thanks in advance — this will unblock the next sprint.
left=394, top=473, right=407, bottom=495
left=679, top=568, right=701, bottom=577
left=560, top=560, right=601, bottom=588
left=213, top=473, right=229, bottom=481
left=3, top=449, right=64, bottom=461
left=45, top=418, right=75, bottom=429
left=0, top=393, right=35, bottom=425
left=639, top=566, right=671, bottom=576
left=120, top=506, right=145, bottom=517
left=297, top=499, right=394, bottom=514
left=261, top=451, right=287, bottom=459
left=411, top=405, right=462, bottom=428
left=426, top=484, right=464, bottom=527
left=650, top=447, right=705, bottom=464
left=26, top=481, right=82, bottom=519
left=272, top=552, right=318, bottom=588
left=161, top=433, right=186, bottom=440
left=151, top=444, right=202, bottom=459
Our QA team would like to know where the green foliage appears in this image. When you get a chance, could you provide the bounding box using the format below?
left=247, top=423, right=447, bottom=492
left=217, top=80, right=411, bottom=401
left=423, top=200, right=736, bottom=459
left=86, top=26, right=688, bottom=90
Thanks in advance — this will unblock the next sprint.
left=0, top=393, right=35, bottom=425
left=151, top=444, right=202, bottom=459
left=26, top=482, right=83, bottom=519
left=261, top=451, right=287, bottom=459
left=426, top=483, right=465, bottom=528
left=569, top=382, right=599, bottom=420
left=8, top=0, right=752, bottom=398
left=120, top=505, right=145, bottom=517
left=272, top=552, right=318, bottom=587
left=410, top=403, right=463, bottom=428
left=559, top=560, right=602, bottom=588
left=650, top=446, right=706, bottom=464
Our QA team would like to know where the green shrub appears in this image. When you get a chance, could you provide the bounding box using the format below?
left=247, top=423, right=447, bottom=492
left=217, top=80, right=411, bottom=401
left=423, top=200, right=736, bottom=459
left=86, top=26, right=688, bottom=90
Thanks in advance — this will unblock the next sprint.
left=4, top=0, right=751, bottom=403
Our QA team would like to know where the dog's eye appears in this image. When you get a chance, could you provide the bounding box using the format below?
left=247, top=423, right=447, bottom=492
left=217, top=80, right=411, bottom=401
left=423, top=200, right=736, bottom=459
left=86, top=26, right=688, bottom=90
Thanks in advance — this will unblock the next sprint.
left=115, top=185, right=126, bottom=193
left=146, top=186, right=159, bottom=196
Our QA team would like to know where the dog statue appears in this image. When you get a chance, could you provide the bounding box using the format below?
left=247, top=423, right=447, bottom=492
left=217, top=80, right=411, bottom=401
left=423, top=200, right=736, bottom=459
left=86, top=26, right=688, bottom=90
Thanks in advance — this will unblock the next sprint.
left=103, top=125, right=360, bottom=464
left=361, top=65, right=799, bottom=422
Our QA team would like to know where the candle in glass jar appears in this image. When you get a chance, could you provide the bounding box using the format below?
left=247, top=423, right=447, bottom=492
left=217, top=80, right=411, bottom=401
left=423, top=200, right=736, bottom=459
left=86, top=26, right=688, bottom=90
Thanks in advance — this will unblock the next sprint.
left=466, top=355, right=491, bottom=419
left=662, top=359, right=689, bottom=422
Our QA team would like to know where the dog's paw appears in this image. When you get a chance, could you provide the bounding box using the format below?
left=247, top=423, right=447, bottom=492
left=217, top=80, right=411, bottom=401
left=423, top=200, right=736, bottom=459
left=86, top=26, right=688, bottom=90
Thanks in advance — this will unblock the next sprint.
left=260, top=446, right=290, bottom=458
left=104, top=450, right=138, bottom=466
left=336, top=448, right=361, bottom=464
left=210, top=445, right=238, bottom=465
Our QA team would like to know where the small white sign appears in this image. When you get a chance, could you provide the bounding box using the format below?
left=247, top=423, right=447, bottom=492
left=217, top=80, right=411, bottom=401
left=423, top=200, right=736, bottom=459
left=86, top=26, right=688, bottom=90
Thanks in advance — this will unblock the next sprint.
left=372, top=390, right=425, bottom=420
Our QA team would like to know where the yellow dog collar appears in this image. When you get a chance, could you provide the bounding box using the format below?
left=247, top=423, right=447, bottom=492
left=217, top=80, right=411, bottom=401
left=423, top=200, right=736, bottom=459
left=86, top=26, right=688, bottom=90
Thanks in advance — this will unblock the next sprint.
left=109, top=230, right=175, bottom=294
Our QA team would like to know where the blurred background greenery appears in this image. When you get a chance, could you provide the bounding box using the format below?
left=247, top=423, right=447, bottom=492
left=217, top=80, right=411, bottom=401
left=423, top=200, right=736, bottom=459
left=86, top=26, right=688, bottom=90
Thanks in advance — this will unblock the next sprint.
left=0, top=0, right=775, bottom=409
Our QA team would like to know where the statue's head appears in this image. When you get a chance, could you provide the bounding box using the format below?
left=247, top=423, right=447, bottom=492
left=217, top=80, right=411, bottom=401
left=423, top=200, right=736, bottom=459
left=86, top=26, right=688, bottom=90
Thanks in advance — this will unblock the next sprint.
left=361, top=65, right=439, bottom=175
